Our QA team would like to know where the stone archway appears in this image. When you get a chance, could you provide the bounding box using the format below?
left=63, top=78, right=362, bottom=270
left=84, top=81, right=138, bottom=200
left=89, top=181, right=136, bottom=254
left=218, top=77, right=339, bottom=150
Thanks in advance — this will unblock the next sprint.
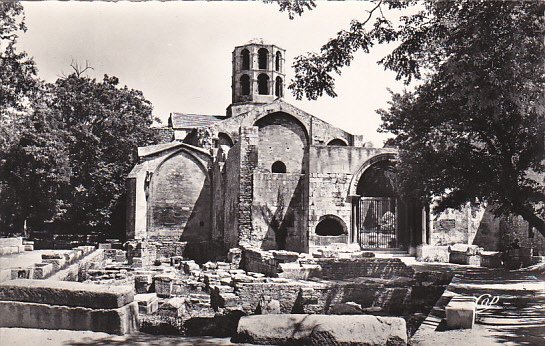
left=349, top=153, right=400, bottom=249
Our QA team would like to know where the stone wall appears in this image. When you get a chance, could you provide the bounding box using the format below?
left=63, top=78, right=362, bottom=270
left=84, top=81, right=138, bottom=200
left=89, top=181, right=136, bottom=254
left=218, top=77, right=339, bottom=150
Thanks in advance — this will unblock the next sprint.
left=309, top=146, right=397, bottom=176
left=254, top=112, right=308, bottom=174
left=252, top=173, right=306, bottom=251
left=148, top=150, right=212, bottom=242
left=308, top=173, right=352, bottom=246
left=209, top=100, right=353, bottom=148
left=306, top=258, right=415, bottom=280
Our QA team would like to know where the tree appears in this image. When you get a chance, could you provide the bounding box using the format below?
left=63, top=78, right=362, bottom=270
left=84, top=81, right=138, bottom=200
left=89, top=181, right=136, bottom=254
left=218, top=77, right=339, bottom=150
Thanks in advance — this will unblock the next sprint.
left=49, top=68, right=159, bottom=235
left=0, top=103, right=71, bottom=234
left=0, top=1, right=46, bottom=234
left=279, top=1, right=545, bottom=236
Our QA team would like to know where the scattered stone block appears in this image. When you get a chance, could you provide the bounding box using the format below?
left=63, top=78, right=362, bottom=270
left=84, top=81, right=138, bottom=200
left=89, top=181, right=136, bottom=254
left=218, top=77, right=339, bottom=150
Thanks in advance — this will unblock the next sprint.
left=23, top=244, right=34, bottom=251
left=134, top=293, right=159, bottom=314
left=11, top=268, right=34, bottom=280
left=417, top=245, right=450, bottom=263
left=134, top=273, right=153, bottom=294
left=0, top=279, right=134, bottom=309
left=480, top=251, right=502, bottom=268
left=159, top=297, right=189, bottom=318
left=234, top=314, right=407, bottom=345
left=329, top=302, right=364, bottom=315
left=257, top=296, right=281, bottom=314
left=227, top=248, right=242, bottom=266
left=154, top=274, right=175, bottom=298
left=183, top=260, right=200, bottom=274
left=32, top=263, right=54, bottom=279
left=446, top=296, right=476, bottom=329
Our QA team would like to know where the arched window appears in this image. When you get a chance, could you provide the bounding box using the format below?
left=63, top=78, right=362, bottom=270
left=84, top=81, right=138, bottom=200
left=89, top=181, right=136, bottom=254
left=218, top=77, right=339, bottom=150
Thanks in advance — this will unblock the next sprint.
left=275, top=51, right=282, bottom=71
left=327, top=138, right=347, bottom=146
left=258, top=73, right=269, bottom=95
left=240, top=74, right=250, bottom=95
left=271, top=161, right=286, bottom=173
left=241, top=49, right=250, bottom=70
left=258, top=48, right=268, bottom=69
left=275, top=76, right=283, bottom=97
left=315, top=216, right=347, bottom=236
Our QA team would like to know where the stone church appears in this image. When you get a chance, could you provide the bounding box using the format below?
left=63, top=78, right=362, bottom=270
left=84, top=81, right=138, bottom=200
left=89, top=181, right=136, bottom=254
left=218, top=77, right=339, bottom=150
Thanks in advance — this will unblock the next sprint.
left=125, top=41, right=543, bottom=260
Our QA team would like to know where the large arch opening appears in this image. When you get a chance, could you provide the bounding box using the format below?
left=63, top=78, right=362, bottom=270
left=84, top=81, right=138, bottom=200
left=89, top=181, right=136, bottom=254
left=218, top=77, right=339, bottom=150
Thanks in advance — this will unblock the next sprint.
left=258, top=48, right=268, bottom=69
left=275, top=51, right=282, bottom=71
left=218, top=132, right=234, bottom=148
left=241, top=49, right=250, bottom=70
left=240, top=74, right=250, bottom=95
left=258, top=74, right=269, bottom=95
left=356, top=159, right=398, bottom=249
left=275, top=76, right=283, bottom=97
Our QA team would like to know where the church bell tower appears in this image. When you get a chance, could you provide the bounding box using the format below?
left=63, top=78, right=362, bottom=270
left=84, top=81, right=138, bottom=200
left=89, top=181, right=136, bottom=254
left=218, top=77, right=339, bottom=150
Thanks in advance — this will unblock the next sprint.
left=227, top=40, right=285, bottom=117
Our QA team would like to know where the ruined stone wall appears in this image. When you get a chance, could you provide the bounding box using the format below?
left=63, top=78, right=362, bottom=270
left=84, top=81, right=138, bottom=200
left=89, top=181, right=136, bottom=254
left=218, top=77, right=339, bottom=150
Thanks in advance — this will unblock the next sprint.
left=311, top=258, right=415, bottom=280
left=430, top=204, right=545, bottom=254
left=237, top=127, right=259, bottom=246
left=252, top=173, right=306, bottom=252
left=126, top=165, right=148, bottom=240
left=211, top=152, right=225, bottom=243
left=148, top=150, right=212, bottom=242
left=223, top=142, right=241, bottom=248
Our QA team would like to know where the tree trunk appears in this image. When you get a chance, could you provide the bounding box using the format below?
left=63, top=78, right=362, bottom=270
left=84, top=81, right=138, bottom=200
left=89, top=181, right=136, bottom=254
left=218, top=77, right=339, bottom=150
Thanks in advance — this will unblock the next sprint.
left=511, top=202, right=545, bottom=239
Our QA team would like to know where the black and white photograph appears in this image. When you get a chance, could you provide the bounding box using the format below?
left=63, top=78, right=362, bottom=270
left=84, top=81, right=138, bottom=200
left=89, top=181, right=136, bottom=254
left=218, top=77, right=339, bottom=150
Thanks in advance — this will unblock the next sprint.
left=0, top=1, right=544, bottom=345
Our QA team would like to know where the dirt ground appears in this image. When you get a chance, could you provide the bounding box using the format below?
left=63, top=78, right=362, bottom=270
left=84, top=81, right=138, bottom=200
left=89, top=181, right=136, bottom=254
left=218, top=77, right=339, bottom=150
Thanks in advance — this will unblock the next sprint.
left=0, top=328, right=243, bottom=346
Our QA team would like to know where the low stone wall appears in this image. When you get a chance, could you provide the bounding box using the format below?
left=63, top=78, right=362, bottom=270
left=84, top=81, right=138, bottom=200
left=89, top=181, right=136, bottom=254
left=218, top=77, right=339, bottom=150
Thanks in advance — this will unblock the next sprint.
left=0, top=237, right=31, bottom=256
left=308, top=258, right=415, bottom=280
left=48, top=248, right=104, bottom=281
left=0, top=279, right=138, bottom=334
left=0, top=279, right=134, bottom=308
left=0, top=300, right=139, bottom=335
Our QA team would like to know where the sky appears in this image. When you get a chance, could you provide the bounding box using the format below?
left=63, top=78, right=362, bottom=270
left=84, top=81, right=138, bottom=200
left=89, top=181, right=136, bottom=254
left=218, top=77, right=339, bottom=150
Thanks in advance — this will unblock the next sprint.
left=19, top=1, right=410, bottom=147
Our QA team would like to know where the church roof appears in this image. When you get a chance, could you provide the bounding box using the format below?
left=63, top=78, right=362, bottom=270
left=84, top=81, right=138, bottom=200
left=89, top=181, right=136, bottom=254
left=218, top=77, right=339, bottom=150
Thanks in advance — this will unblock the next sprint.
left=169, top=113, right=228, bottom=129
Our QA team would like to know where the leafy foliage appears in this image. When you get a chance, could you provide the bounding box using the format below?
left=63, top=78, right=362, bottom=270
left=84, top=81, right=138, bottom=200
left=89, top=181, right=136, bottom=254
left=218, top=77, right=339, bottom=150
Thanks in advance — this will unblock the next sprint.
left=48, top=73, right=159, bottom=233
left=283, top=0, right=545, bottom=236
left=0, top=2, right=159, bottom=236
left=269, top=0, right=316, bottom=20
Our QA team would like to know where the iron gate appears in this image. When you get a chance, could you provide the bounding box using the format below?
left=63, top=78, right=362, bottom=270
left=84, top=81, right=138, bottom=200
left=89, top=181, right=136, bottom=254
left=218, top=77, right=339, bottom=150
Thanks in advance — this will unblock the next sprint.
left=358, top=197, right=398, bottom=248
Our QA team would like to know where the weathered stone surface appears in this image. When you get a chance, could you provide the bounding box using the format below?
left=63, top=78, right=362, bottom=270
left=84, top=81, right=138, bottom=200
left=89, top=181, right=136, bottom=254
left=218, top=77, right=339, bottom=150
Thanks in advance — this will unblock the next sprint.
left=234, top=314, right=407, bottom=345
left=416, top=245, right=450, bottom=263
left=278, top=262, right=322, bottom=280
left=0, top=237, right=22, bottom=247
left=329, top=301, right=363, bottom=315
left=257, top=296, right=280, bottom=314
left=0, top=279, right=134, bottom=309
left=446, top=296, right=476, bottom=329
left=0, top=300, right=139, bottom=335
left=134, top=293, right=159, bottom=314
